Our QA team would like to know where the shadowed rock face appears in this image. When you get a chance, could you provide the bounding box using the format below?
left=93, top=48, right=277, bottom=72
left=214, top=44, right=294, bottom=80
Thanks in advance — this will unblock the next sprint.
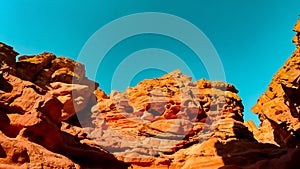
left=1, top=17, right=300, bottom=169
left=0, top=42, right=18, bottom=75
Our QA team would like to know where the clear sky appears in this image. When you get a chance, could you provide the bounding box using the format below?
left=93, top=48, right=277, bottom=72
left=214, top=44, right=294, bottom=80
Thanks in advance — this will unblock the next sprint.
left=1, top=0, right=300, bottom=125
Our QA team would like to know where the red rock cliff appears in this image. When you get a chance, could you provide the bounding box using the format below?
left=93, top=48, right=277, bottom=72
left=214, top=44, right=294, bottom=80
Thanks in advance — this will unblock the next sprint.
left=252, top=18, right=300, bottom=148
left=1, top=17, right=300, bottom=169
left=0, top=45, right=129, bottom=169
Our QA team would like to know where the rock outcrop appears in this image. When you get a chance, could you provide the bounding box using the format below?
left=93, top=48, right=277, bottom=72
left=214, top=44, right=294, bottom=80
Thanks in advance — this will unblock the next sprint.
left=16, top=52, right=98, bottom=90
left=0, top=43, right=129, bottom=169
left=252, top=18, right=300, bottom=148
left=0, top=43, right=18, bottom=75
left=88, top=70, right=286, bottom=169
left=2, top=16, right=300, bottom=169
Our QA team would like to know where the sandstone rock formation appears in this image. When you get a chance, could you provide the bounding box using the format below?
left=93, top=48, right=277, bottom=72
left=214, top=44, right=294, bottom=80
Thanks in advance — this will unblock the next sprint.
left=0, top=43, right=18, bottom=75
left=1, top=17, right=300, bottom=169
left=0, top=43, right=129, bottom=169
left=16, top=52, right=98, bottom=90
left=252, top=18, right=300, bottom=148
left=89, top=71, right=248, bottom=168
left=88, top=70, right=285, bottom=169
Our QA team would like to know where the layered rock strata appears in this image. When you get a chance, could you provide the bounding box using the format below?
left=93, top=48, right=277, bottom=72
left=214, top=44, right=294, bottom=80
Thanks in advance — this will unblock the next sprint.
left=0, top=43, right=129, bottom=169
left=1, top=17, right=300, bottom=169
left=252, top=18, right=300, bottom=148
left=89, top=71, right=283, bottom=169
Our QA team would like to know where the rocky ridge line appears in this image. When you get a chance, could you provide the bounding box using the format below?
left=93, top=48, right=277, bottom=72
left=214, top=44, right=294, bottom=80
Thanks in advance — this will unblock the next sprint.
left=1, top=17, right=300, bottom=169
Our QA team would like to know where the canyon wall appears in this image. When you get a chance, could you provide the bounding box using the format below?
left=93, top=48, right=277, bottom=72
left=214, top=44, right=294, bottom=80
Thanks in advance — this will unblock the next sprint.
left=0, top=17, right=300, bottom=169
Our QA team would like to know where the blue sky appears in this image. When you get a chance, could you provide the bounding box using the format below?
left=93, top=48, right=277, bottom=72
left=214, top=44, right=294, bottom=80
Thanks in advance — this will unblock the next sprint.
left=1, top=0, right=300, bottom=125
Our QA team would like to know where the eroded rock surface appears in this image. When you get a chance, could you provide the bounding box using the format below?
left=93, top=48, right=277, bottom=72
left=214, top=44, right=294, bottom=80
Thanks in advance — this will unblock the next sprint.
left=2, top=17, right=300, bottom=169
left=0, top=43, right=18, bottom=75
left=88, top=71, right=284, bottom=169
left=252, top=18, right=300, bottom=148
left=0, top=44, right=129, bottom=169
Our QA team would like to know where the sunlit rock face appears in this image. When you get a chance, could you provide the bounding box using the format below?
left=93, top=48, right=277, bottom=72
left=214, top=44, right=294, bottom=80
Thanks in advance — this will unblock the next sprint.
left=252, top=18, right=300, bottom=148
left=2, top=17, right=300, bottom=169
left=90, top=70, right=277, bottom=169
left=0, top=44, right=128, bottom=169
